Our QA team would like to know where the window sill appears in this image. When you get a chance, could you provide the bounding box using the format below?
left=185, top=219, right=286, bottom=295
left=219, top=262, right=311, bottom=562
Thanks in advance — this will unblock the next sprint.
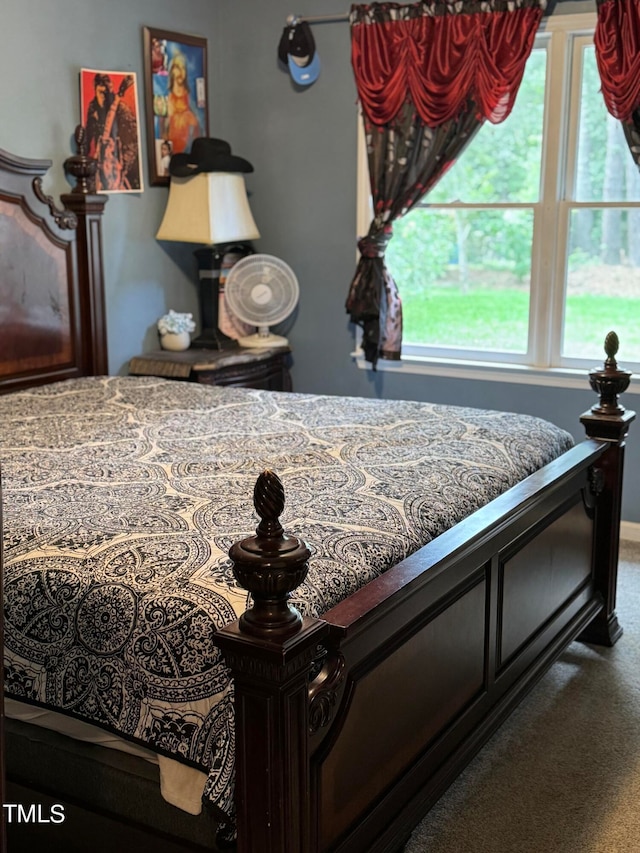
left=352, top=350, right=640, bottom=395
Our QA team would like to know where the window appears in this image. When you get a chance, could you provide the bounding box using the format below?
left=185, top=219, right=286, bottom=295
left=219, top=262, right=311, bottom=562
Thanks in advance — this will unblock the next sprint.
left=357, top=13, right=640, bottom=379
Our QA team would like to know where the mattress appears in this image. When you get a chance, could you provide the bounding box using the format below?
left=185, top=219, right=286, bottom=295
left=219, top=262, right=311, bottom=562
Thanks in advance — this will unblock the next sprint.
left=1, top=376, right=574, bottom=818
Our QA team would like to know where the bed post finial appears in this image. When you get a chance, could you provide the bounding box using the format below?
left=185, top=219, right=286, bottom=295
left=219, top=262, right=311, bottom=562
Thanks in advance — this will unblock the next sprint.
left=587, top=330, right=632, bottom=416
left=580, top=332, right=635, bottom=647
left=63, top=125, right=98, bottom=194
left=229, top=470, right=311, bottom=639
left=217, top=470, right=326, bottom=852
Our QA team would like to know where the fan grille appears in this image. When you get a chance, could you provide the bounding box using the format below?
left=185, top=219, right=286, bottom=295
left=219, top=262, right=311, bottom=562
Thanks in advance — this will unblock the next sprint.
left=225, top=254, right=299, bottom=326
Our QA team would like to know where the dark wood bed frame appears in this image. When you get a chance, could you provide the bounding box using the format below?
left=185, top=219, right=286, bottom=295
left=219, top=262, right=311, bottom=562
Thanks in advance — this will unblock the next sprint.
left=0, top=137, right=635, bottom=853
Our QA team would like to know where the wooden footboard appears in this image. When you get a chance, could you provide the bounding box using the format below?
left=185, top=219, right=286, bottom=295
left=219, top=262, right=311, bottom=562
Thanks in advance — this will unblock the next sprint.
left=216, top=336, right=634, bottom=853
left=315, top=445, right=602, bottom=852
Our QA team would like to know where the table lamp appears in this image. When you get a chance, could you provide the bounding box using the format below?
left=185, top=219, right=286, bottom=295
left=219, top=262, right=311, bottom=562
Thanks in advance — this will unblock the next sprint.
left=156, top=138, right=260, bottom=349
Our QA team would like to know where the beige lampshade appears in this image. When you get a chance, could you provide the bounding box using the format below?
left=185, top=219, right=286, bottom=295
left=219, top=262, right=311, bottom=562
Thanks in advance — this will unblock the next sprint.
left=156, top=172, right=260, bottom=245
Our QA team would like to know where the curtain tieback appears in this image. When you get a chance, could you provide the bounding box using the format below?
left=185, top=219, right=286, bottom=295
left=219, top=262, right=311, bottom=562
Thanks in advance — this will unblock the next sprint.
left=358, top=231, right=392, bottom=258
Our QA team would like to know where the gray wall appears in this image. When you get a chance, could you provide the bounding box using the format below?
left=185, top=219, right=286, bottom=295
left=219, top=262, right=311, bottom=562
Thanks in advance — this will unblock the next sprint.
left=3, top=0, right=638, bottom=523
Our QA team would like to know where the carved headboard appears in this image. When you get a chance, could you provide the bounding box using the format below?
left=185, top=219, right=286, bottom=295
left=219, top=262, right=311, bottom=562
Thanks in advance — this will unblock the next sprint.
left=0, top=128, right=108, bottom=393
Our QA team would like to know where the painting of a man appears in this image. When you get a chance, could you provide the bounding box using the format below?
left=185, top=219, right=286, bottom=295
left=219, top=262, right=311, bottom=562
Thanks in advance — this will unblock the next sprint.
left=81, top=69, right=144, bottom=193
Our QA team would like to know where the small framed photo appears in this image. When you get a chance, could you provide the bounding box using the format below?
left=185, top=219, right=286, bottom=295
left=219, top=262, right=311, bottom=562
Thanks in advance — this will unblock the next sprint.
left=142, top=27, right=209, bottom=186
left=80, top=69, right=144, bottom=193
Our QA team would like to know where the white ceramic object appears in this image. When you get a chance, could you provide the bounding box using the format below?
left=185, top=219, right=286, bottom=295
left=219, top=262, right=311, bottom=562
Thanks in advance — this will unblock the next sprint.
left=160, top=331, right=190, bottom=351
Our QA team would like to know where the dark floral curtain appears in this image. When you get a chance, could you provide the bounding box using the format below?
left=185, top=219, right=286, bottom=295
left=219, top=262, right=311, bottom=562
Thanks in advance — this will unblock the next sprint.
left=347, top=0, right=546, bottom=367
left=595, top=0, right=640, bottom=170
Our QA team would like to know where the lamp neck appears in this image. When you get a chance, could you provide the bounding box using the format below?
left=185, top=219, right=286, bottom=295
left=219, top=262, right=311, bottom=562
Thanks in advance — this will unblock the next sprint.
left=190, top=243, right=253, bottom=350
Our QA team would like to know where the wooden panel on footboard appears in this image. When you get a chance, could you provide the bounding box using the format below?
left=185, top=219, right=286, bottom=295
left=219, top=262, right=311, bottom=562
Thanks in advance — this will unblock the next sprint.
left=498, top=498, right=594, bottom=668
left=316, top=572, right=488, bottom=848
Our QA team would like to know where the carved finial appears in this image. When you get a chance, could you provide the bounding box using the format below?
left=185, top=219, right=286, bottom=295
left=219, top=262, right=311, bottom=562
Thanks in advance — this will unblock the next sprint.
left=63, top=124, right=98, bottom=194
left=254, top=469, right=285, bottom=540
left=604, top=330, right=619, bottom=365
left=588, top=331, right=632, bottom=415
left=75, top=124, right=87, bottom=153
left=229, top=471, right=311, bottom=638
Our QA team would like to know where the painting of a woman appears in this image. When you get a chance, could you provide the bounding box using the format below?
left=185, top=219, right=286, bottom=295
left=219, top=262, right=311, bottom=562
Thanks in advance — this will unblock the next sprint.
left=144, top=28, right=208, bottom=185
left=165, top=51, right=202, bottom=155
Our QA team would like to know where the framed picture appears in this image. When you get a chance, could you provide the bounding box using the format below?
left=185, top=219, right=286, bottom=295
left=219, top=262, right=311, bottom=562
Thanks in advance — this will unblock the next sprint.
left=80, top=69, right=144, bottom=193
left=143, top=27, right=209, bottom=186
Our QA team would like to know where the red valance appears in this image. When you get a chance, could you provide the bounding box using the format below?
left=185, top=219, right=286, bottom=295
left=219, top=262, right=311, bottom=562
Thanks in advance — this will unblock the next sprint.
left=351, top=2, right=545, bottom=126
left=595, top=0, right=640, bottom=123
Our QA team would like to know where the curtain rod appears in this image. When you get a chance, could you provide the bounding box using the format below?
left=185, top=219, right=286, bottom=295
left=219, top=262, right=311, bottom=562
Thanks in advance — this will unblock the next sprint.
left=286, top=13, right=350, bottom=25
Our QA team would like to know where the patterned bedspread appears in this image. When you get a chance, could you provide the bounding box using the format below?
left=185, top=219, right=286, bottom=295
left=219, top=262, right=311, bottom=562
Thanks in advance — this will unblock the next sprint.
left=1, top=376, right=573, bottom=818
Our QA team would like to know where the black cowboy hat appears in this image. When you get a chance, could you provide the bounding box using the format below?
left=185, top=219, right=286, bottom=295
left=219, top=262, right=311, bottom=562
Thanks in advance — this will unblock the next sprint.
left=169, top=138, right=254, bottom=177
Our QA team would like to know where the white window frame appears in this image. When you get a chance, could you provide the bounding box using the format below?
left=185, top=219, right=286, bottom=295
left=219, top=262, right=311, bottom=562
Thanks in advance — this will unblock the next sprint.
left=353, top=12, right=640, bottom=394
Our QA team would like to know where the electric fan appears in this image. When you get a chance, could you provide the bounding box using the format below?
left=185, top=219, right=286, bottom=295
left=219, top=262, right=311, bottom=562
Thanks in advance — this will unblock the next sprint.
left=224, top=254, right=300, bottom=348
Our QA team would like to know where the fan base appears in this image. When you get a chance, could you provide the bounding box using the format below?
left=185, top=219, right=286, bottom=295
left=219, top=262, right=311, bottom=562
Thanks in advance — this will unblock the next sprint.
left=238, top=332, right=290, bottom=349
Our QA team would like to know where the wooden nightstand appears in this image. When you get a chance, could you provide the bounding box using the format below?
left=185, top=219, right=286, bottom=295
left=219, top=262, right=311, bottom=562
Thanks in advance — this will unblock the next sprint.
left=128, top=346, right=292, bottom=391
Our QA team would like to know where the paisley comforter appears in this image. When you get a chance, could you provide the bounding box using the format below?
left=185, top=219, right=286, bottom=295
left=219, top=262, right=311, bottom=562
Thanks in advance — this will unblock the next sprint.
left=0, top=376, right=573, bottom=818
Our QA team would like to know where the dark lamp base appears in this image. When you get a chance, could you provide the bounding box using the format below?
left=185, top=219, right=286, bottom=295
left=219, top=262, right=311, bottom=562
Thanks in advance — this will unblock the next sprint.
left=190, top=328, right=239, bottom=350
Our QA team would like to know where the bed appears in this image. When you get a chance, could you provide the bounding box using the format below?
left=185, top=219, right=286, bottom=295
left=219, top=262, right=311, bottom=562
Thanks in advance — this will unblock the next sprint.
left=0, top=137, right=635, bottom=853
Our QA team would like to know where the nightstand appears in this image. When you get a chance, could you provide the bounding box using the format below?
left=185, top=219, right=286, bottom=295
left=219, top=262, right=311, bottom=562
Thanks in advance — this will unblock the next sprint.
left=128, top=346, right=292, bottom=391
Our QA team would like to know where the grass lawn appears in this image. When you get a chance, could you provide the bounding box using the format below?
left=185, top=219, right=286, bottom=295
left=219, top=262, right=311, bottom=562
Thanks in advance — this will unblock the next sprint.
left=401, top=287, right=640, bottom=361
